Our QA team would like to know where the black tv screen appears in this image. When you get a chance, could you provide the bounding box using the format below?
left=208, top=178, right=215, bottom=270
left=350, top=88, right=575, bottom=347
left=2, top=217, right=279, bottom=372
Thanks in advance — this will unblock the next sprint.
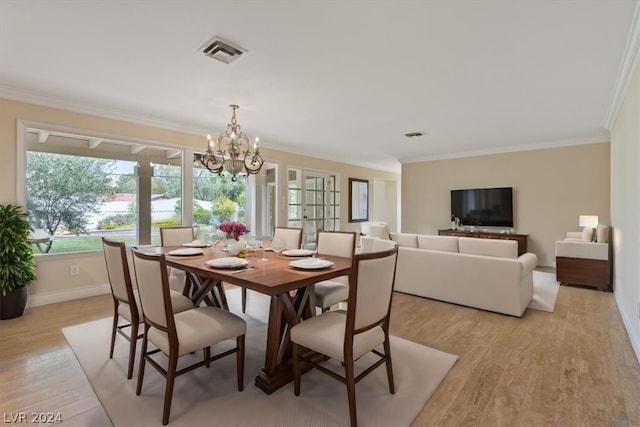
left=451, top=187, right=513, bottom=227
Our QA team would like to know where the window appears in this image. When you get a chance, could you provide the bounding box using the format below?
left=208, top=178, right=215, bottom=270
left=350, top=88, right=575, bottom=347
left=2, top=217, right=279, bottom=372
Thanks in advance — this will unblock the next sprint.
left=192, top=159, right=248, bottom=240
left=24, top=127, right=183, bottom=253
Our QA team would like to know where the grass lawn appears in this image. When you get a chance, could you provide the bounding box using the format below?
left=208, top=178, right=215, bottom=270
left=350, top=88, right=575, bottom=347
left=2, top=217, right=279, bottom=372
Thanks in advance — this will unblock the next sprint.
left=34, top=235, right=161, bottom=253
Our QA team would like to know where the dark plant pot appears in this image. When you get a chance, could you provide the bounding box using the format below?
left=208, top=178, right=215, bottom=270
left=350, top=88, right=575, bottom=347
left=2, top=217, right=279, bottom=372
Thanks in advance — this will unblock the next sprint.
left=0, top=286, right=28, bottom=320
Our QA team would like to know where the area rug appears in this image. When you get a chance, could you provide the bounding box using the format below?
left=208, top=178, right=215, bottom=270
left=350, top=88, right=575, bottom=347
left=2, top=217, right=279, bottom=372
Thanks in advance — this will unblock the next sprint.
left=528, top=271, right=560, bottom=312
left=63, top=290, right=458, bottom=426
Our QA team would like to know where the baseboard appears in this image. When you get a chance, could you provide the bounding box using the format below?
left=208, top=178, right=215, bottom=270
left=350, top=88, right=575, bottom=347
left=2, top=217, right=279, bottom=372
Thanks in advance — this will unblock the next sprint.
left=26, top=284, right=111, bottom=308
left=615, top=293, right=640, bottom=365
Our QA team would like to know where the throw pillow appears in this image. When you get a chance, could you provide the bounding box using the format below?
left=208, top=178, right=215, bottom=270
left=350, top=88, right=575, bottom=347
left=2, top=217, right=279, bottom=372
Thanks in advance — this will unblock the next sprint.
left=596, top=224, right=609, bottom=243
left=582, top=227, right=595, bottom=242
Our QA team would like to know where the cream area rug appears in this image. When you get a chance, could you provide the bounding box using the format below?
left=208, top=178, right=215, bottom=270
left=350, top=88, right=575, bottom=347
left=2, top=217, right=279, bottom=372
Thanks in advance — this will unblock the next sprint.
left=63, top=289, right=458, bottom=426
left=528, top=271, right=560, bottom=312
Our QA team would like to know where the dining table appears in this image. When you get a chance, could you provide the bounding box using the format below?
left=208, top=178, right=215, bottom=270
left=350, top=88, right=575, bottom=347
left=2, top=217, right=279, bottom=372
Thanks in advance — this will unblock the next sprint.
left=160, top=245, right=352, bottom=394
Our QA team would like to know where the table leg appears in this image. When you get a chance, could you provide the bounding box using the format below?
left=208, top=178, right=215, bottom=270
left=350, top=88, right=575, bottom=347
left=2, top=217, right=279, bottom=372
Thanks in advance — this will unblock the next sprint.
left=255, top=285, right=314, bottom=394
left=186, top=273, right=229, bottom=311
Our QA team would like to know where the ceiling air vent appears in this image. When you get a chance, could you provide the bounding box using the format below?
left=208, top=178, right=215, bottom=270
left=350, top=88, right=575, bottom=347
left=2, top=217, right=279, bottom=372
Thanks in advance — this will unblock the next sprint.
left=198, top=36, right=247, bottom=64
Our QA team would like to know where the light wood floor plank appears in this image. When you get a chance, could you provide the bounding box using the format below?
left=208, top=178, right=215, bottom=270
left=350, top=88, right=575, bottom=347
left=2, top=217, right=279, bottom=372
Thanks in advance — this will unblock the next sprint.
left=1, top=279, right=639, bottom=426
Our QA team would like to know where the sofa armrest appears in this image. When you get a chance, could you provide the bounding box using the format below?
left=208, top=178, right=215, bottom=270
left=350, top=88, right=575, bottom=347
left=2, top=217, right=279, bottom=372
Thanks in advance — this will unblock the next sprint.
left=565, top=232, right=584, bottom=239
left=518, top=252, right=538, bottom=276
left=555, top=240, right=608, bottom=260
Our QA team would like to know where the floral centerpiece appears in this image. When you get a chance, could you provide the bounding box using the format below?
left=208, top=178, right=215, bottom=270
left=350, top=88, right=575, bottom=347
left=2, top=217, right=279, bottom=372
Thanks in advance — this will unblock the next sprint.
left=217, top=221, right=249, bottom=241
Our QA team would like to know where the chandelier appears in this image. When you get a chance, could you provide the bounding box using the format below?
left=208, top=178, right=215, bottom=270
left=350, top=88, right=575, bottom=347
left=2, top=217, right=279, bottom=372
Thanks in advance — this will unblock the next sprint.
left=196, top=104, right=263, bottom=180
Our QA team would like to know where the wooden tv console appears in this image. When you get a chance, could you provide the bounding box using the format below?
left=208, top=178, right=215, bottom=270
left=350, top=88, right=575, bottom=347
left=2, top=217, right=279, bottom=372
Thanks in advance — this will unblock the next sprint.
left=438, top=229, right=529, bottom=257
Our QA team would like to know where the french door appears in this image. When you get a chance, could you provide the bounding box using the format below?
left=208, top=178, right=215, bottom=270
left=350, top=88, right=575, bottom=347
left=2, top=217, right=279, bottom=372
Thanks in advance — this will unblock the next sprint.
left=287, top=169, right=340, bottom=245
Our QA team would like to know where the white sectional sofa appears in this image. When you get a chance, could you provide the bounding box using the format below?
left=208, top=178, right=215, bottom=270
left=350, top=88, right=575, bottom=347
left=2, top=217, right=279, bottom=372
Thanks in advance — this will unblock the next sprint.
left=389, top=233, right=538, bottom=317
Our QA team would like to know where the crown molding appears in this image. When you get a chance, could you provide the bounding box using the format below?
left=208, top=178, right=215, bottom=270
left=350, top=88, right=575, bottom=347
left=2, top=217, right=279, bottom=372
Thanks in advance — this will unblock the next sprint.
left=0, top=86, right=402, bottom=174
left=605, top=0, right=640, bottom=130
left=0, top=86, right=210, bottom=135
left=400, top=135, right=610, bottom=164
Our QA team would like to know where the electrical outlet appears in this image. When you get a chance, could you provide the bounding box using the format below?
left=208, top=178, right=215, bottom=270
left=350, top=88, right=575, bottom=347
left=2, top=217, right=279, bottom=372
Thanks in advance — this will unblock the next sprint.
left=70, top=264, right=80, bottom=276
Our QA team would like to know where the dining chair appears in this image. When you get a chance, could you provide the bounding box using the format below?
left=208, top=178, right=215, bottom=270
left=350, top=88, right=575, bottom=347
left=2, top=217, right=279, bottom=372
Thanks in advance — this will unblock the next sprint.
left=131, top=248, right=247, bottom=426
left=160, top=226, right=196, bottom=294
left=273, top=227, right=303, bottom=251
left=102, top=238, right=194, bottom=379
left=313, top=231, right=356, bottom=312
left=291, top=244, right=399, bottom=427
left=241, top=227, right=302, bottom=313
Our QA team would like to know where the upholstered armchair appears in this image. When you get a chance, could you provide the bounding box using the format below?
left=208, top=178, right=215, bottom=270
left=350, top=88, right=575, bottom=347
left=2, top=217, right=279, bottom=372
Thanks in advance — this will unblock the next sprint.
left=555, top=224, right=612, bottom=291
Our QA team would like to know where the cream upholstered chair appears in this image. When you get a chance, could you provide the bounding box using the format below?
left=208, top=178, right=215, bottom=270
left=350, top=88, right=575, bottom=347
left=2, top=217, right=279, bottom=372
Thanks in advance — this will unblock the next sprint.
left=131, top=248, right=246, bottom=425
left=313, top=231, right=356, bottom=312
left=273, top=227, right=303, bottom=251
left=160, top=226, right=197, bottom=294
left=241, top=227, right=302, bottom=313
left=291, top=244, right=399, bottom=427
left=555, top=224, right=612, bottom=290
left=159, top=226, right=197, bottom=246
left=102, top=238, right=193, bottom=379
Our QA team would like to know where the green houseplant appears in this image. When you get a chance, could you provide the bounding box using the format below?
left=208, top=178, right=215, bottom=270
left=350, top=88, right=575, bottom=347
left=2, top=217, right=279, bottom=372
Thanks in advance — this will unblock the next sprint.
left=0, top=204, right=37, bottom=319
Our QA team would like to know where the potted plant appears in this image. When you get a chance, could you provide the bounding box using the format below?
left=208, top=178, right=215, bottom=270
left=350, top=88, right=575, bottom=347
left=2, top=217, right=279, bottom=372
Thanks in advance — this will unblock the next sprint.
left=0, top=204, right=37, bottom=320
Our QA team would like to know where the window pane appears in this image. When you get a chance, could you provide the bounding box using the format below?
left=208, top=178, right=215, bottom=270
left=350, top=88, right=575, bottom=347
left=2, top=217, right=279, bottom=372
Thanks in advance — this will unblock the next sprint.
left=25, top=129, right=184, bottom=253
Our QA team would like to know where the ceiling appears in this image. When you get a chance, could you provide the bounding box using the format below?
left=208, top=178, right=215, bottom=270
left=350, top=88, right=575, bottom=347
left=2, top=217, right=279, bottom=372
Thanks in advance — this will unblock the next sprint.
left=1, top=1, right=637, bottom=173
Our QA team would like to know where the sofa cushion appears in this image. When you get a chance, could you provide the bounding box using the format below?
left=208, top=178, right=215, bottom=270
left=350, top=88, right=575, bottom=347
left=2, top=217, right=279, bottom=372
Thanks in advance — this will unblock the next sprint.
left=596, top=224, right=609, bottom=243
left=369, top=224, right=391, bottom=240
left=582, top=227, right=595, bottom=242
left=458, top=237, right=518, bottom=259
left=417, top=235, right=459, bottom=252
left=390, top=233, right=418, bottom=248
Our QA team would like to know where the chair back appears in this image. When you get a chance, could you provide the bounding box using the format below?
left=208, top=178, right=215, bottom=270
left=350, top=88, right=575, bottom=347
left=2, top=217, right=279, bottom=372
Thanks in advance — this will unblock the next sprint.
left=360, top=237, right=397, bottom=253
left=102, top=238, right=136, bottom=307
left=372, top=239, right=397, bottom=252
left=160, top=226, right=196, bottom=246
left=131, top=249, right=174, bottom=330
left=347, top=246, right=399, bottom=331
left=316, top=231, right=356, bottom=258
left=273, top=227, right=303, bottom=250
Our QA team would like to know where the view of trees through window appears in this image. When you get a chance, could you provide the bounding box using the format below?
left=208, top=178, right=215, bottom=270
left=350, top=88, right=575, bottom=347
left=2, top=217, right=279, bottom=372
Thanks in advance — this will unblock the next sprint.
left=25, top=150, right=246, bottom=254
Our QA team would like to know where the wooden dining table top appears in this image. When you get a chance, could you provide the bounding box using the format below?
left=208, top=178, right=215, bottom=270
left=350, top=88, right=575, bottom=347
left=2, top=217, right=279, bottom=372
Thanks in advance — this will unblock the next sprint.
left=161, top=246, right=352, bottom=296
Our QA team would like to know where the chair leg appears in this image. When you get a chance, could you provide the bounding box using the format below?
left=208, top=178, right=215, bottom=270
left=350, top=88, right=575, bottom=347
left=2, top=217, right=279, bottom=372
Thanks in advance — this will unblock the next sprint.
left=136, top=326, right=150, bottom=396
left=127, top=321, right=138, bottom=379
left=241, top=288, right=247, bottom=313
left=345, top=358, right=357, bottom=427
left=292, top=343, right=301, bottom=396
left=204, top=347, right=211, bottom=368
left=162, top=353, right=178, bottom=426
left=237, top=335, right=245, bottom=391
left=383, top=334, right=395, bottom=394
left=109, top=305, right=118, bottom=358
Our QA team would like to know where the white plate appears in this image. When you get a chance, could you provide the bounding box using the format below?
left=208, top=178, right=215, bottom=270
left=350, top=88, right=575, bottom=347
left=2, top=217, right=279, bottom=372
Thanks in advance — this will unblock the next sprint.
left=167, top=248, right=204, bottom=256
left=182, top=241, right=212, bottom=248
left=289, top=258, right=334, bottom=270
left=282, top=249, right=316, bottom=257
left=205, top=257, right=249, bottom=269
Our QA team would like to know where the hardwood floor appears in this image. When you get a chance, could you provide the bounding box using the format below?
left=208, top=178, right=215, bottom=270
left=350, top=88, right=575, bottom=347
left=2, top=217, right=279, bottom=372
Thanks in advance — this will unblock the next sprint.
left=1, top=278, right=639, bottom=426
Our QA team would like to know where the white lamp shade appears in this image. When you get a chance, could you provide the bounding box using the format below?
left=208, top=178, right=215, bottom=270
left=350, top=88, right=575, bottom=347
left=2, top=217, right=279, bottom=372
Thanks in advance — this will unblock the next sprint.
left=579, top=215, right=598, bottom=228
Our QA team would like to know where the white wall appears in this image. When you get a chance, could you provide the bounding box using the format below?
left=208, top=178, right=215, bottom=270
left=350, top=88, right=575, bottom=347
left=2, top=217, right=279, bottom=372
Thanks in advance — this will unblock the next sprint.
left=611, top=63, right=640, bottom=361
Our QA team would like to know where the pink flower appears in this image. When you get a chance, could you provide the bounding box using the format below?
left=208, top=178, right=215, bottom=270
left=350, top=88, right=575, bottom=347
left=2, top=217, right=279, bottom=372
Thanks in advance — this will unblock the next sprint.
left=217, top=221, right=249, bottom=240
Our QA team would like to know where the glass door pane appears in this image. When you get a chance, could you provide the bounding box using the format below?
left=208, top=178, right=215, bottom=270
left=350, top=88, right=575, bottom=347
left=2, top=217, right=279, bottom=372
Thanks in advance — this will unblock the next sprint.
left=302, top=170, right=330, bottom=245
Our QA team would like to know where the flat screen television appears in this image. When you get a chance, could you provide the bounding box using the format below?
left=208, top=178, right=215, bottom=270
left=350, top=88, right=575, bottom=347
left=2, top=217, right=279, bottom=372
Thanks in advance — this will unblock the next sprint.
left=451, top=187, right=513, bottom=227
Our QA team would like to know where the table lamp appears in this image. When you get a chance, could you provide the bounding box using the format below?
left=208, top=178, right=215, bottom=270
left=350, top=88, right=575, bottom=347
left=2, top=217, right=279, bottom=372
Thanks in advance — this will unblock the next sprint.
left=579, top=215, right=598, bottom=228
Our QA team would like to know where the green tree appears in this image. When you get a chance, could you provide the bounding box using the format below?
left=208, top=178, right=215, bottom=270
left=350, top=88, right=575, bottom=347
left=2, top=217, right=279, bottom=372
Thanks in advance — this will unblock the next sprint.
left=212, top=196, right=236, bottom=223
left=152, top=164, right=181, bottom=198
left=113, top=174, right=137, bottom=194
left=26, top=152, right=115, bottom=249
